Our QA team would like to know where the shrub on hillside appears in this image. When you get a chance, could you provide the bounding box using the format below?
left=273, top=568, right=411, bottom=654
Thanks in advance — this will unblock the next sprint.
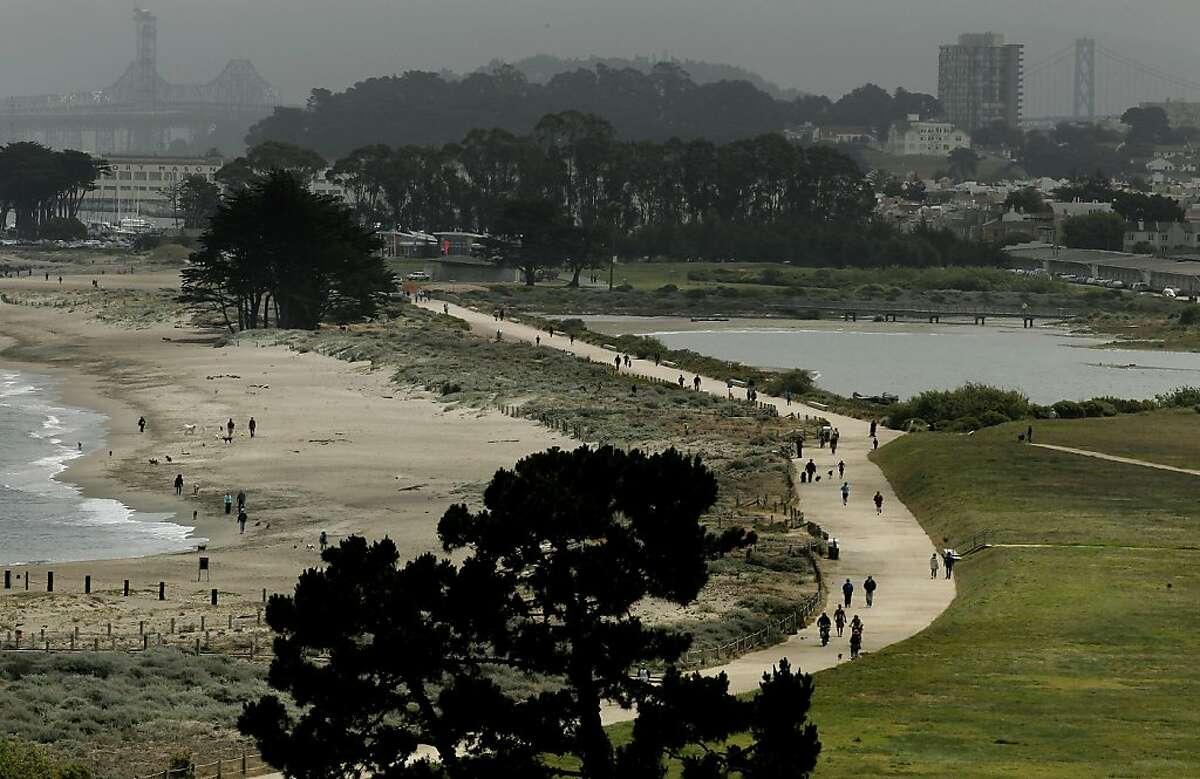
left=1052, top=400, right=1086, bottom=419
left=610, top=333, right=667, bottom=360
left=762, top=369, right=814, bottom=397
left=1178, top=307, right=1200, bottom=326
left=1081, top=399, right=1119, bottom=417
left=1156, top=386, right=1200, bottom=407
left=38, top=217, right=88, bottom=241
left=1090, top=396, right=1156, bottom=414
left=979, top=410, right=1010, bottom=427
left=887, top=383, right=1029, bottom=430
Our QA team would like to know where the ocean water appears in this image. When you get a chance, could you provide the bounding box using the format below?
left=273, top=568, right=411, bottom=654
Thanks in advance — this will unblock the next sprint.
left=0, top=370, right=197, bottom=565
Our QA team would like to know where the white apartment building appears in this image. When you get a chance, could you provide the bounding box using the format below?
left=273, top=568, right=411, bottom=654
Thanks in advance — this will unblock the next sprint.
left=82, top=154, right=224, bottom=222
left=80, top=154, right=350, bottom=224
left=886, top=115, right=972, bottom=156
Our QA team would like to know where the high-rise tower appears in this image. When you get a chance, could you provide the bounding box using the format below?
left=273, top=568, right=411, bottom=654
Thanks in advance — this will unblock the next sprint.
left=938, top=33, right=1024, bottom=132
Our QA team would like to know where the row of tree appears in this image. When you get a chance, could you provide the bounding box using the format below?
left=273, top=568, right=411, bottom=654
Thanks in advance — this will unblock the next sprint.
left=0, top=142, right=109, bottom=238
left=315, top=112, right=873, bottom=260
left=246, top=63, right=938, bottom=159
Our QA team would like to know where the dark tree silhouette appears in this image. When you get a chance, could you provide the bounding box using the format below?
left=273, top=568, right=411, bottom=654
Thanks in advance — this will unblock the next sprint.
left=182, top=171, right=390, bottom=330
left=240, top=445, right=819, bottom=779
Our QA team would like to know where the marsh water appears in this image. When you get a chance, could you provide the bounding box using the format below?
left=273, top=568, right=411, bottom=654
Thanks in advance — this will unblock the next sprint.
left=582, top=317, right=1200, bottom=404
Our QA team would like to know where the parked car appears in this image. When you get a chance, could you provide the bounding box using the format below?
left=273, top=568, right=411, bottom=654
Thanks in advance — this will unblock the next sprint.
left=406, top=271, right=431, bottom=281
left=1163, top=288, right=1178, bottom=298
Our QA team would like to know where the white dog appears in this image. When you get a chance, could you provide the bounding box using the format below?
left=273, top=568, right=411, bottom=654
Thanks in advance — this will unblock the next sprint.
left=183, top=424, right=197, bottom=436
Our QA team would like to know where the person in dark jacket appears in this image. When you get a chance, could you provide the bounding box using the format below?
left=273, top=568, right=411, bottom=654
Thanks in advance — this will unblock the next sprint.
left=842, top=578, right=854, bottom=606
left=864, top=575, right=877, bottom=607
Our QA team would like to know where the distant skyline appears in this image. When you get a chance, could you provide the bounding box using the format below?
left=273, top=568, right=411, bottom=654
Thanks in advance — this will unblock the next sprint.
left=1, top=0, right=1198, bottom=105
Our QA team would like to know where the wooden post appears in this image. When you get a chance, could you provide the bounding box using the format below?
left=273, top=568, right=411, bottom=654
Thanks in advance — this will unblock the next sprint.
left=142, top=634, right=148, bottom=651
left=170, top=617, right=175, bottom=634
left=158, top=581, right=165, bottom=600
left=256, top=609, right=261, bottom=626
left=262, top=588, right=267, bottom=603
left=211, top=588, right=218, bottom=606
left=3, top=570, right=9, bottom=589
left=123, top=579, right=129, bottom=596
left=47, top=571, right=53, bottom=592
left=93, top=638, right=99, bottom=651
left=201, top=615, right=206, bottom=631
left=139, top=620, right=144, bottom=635
left=84, top=575, right=91, bottom=594
left=228, top=614, right=233, bottom=630
left=195, top=637, right=201, bottom=655
left=107, top=622, right=112, bottom=636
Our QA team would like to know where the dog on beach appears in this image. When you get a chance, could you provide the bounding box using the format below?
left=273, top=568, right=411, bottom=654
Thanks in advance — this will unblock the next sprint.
left=148, top=458, right=159, bottom=465
left=183, top=424, right=197, bottom=436
left=192, top=484, right=200, bottom=496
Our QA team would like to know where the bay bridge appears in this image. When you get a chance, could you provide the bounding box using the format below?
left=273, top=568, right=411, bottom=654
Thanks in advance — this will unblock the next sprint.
left=1023, top=38, right=1200, bottom=125
left=0, top=8, right=278, bottom=155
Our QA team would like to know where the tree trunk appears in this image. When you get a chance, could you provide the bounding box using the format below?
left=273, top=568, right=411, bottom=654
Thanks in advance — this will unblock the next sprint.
left=569, top=264, right=582, bottom=287
left=523, top=265, right=536, bottom=286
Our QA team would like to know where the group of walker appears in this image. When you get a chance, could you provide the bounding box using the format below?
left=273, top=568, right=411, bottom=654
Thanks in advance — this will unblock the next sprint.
left=816, top=575, right=875, bottom=660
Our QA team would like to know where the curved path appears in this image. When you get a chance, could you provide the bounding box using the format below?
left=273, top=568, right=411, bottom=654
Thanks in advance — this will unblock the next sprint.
left=1034, top=443, right=1200, bottom=477
left=417, top=298, right=956, bottom=722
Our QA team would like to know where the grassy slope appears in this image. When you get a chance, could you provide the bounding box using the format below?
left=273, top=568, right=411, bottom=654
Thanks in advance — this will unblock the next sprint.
left=1034, top=408, right=1200, bottom=470
left=808, top=418, right=1200, bottom=777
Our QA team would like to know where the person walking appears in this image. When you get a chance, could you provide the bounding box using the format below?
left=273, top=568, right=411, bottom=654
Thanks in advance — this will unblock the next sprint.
left=1027, top=425, right=1034, bottom=443
left=872, top=436, right=879, bottom=451
left=138, top=416, right=146, bottom=433
left=840, top=481, right=850, bottom=506
left=614, top=356, right=621, bottom=372
left=816, top=611, right=832, bottom=645
left=834, top=604, right=847, bottom=637
left=237, top=509, right=247, bottom=534
left=944, top=550, right=955, bottom=579
left=869, top=419, right=877, bottom=438
left=693, top=375, right=701, bottom=391
left=678, top=375, right=686, bottom=388
left=226, top=418, right=235, bottom=439
left=830, top=428, right=840, bottom=455
left=535, top=335, right=541, bottom=346
left=236, top=490, right=246, bottom=512
left=864, top=575, right=877, bottom=607
left=248, top=417, right=257, bottom=438
left=842, top=578, right=854, bottom=607
left=849, top=629, right=862, bottom=659
left=319, top=531, right=328, bottom=551
left=805, top=459, right=817, bottom=482
left=930, top=552, right=940, bottom=579
left=837, top=460, right=845, bottom=479
left=224, top=492, right=233, bottom=515
left=873, top=491, right=884, bottom=515
left=173, top=474, right=184, bottom=496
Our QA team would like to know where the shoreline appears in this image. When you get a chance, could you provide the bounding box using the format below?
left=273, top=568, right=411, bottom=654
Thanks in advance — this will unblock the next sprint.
left=0, top=276, right=569, bottom=642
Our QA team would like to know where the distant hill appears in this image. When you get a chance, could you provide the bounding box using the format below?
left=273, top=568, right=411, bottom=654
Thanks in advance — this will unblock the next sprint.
left=479, top=55, right=807, bottom=101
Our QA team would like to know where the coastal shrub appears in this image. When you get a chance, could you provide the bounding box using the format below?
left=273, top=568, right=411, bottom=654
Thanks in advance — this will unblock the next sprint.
left=888, top=383, right=1029, bottom=430
left=905, top=418, right=929, bottom=432
left=1089, top=396, right=1155, bottom=414
left=654, top=284, right=678, bottom=296
left=1156, top=386, right=1200, bottom=407
left=440, top=382, right=462, bottom=396
left=610, top=334, right=667, bottom=360
left=684, top=287, right=708, bottom=299
left=1082, top=399, right=1118, bottom=417
left=947, top=416, right=981, bottom=432
left=1052, top=400, right=1086, bottom=419
left=38, top=217, right=88, bottom=241
left=762, top=369, right=815, bottom=397
left=979, top=410, right=1010, bottom=427
left=1178, top=307, right=1200, bottom=326
left=0, top=739, right=91, bottom=779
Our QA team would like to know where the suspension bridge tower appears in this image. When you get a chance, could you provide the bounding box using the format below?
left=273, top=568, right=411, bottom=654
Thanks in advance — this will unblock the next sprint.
left=1074, top=37, right=1096, bottom=119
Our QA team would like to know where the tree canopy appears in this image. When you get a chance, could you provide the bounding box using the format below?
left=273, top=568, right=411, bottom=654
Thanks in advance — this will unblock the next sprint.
left=1061, top=212, right=1126, bottom=250
left=0, top=143, right=108, bottom=238
left=181, top=170, right=391, bottom=330
left=239, top=445, right=821, bottom=779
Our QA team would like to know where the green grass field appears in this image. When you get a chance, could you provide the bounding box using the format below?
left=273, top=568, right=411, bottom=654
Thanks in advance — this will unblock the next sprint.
left=1034, top=408, right=1200, bottom=470
left=805, top=416, right=1200, bottom=777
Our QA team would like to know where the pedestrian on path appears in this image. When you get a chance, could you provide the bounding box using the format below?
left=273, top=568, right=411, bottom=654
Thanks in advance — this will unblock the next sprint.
left=840, top=481, right=850, bottom=506
left=614, top=356, right=621, bottom=371
left=138, top=416, right=146, bottom=433
left=944, top=550, right=955, bottom=579
left=834, top=604, right=847, bottom=637
left=805, top=459, right=817, bottom=482
left=624, top=355, right=631, bottom=368
left=237, top=490, right=246, bottom=512
left=849, top=630, right=862, bottom=659
left=248, top=417, right=257, bottom=438
left=838, top=460, right=845, bottom=478
left=535, top=335, right=541, bottom=346
left=869, top=419, right=877, bottom=438
left=872, top=436, right=879, bottom=451
left=238, top=509, right=247, bottom=534
left=693, top=375, right=701, bottom=391
left=842, top=578, right=854, bottom=606
left=174, top=473, right=184, bottom=496
left=864, top=575, right=877, bottom=607
left=831, top=428, right=840, bottom=455
left=226, top=418, right=235, bottom=439
left=1027, top=425, right=1034, bottom=443
left=930, top=552, right=940, bottom=579
left=319, top=531, right=328, bottom=551
left=224, top=492, right=233, bottom=514
left=873, top=491, right=884, bottom=515
left=678, top=375, right=685, bottom=388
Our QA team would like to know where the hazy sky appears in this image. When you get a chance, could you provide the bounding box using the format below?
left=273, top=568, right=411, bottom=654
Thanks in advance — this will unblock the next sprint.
left=1, top=0, right=1197, bottom=105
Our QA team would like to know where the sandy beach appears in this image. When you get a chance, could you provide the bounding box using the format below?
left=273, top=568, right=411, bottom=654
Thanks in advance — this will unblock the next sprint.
left=0, top=270, right=567, bottom=648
